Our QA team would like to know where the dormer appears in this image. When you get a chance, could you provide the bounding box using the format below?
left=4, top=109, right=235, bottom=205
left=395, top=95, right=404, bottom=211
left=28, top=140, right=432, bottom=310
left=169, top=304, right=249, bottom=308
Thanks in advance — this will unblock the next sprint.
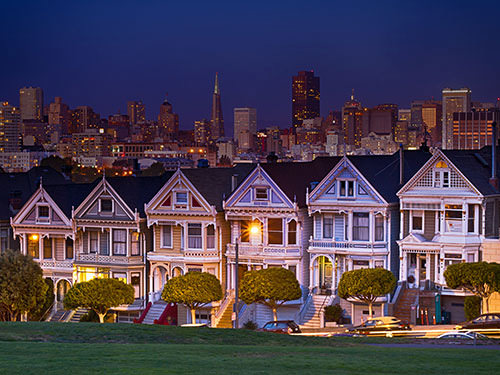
left=35, top=203, right=50, bottom=224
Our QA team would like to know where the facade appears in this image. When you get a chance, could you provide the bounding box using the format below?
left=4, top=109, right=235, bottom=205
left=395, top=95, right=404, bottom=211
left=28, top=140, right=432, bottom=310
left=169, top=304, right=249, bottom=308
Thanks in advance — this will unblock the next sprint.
left=158, top=99, right=179, bottom=140
left=234, top=108, right=257, bottom=151
left=70, top=106, right=100, bottom=134
left=211, top=73, right=224, bottom=140
left=442, top=88, right=471, bottom=149
left=0, top=102, right=21, bottom=153
left=342, top=93, right=366, bottom=147
left=19, top=87, right=43, bottom=121
left=127, top=101, right=146, bottom=125
left=452, top=110, right=498, bottom=150
left=194, top=119, right=212, bottom=146
left=48, top=97, right=70, bottom=135
left=292, top=71, right=320, bottom=128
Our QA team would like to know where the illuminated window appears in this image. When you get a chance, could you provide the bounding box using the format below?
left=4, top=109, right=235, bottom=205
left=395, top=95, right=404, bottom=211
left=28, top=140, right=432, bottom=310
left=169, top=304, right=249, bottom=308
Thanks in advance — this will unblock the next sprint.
left=131, top=231, right=140, bottom=255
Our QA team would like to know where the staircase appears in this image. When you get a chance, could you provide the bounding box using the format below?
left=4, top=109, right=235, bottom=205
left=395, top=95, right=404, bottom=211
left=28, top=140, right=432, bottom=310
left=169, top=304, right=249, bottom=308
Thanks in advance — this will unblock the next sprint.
left=47, top=309, right=73, bottom=322
left=300, top=295, right=330, bottom=328
left=142, top=301, right=168, bottom=325
left=69, top=308, right=88, bottom=322
left=393, top=288, right=418, bottom=323
left=254, top=304, right=274, bottom=327
left=214, top=298, right=234, bottom=328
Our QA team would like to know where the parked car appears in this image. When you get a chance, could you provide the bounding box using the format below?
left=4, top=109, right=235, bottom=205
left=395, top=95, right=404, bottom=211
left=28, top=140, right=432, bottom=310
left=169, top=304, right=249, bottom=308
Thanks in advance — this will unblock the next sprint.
left=258, top=320, right=301, bottom=334
left=455, top=313, right=500, bottom=330
left=347, top=316, right=411, bottom=335
left=436, top=331, right=488, bottom=340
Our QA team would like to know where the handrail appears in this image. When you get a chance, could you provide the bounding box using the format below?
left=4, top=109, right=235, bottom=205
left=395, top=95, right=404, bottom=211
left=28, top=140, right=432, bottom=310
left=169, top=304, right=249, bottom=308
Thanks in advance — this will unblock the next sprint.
left=213, top=292, right=233, bottom=327
left=154, top=303, right=176, bottom=325
left=133, top=302, right=152, bottom=324
left=318, top=295, right=331, bottom=323
left=40, top=301, right=55, bottom=321
left=297, top=293, right=312, bottom=324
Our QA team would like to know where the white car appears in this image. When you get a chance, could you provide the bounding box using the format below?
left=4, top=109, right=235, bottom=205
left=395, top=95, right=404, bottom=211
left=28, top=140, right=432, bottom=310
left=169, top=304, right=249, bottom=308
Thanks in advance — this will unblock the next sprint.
left=436, top=331, right=488, bottom=340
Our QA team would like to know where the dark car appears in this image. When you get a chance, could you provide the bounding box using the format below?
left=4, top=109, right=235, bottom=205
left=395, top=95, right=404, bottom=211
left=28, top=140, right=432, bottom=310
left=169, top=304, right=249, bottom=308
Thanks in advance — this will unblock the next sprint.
left=455, top=313, right=500, bottom=331
left=347, top=316, right=411, bottom=335
left=259, top=320, right=301, bottom=334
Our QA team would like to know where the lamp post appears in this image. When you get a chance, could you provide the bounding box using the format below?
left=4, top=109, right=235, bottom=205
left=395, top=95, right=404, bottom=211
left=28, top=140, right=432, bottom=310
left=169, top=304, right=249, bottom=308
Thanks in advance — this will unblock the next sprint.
left=233, top=223, right=260, bottom=329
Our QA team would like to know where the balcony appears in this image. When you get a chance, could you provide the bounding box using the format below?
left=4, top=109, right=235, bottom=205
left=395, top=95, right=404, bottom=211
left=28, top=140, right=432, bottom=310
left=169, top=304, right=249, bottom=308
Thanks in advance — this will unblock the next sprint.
left=75, top=253, right=143, bottom=265
left=226, top=243, right=301, bottom=257
left=308, top=238, right=387, bottom=250
left=38, top=259, right=74, bottom=268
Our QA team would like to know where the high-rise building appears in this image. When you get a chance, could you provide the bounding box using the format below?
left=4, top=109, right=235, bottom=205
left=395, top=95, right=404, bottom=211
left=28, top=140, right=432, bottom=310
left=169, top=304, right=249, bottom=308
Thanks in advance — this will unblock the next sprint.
left=158, top=97, right=179, bottom=141
left=194, top=119, right=212, bottom=146
left=234, top=108, right=257, bottom=151
left=69, top=106, right=100, bottom=134
left=292, top=70, right=320, bottom=127
left=364, top=104, right=398, bottom=135
left=342, top=91, right=365, bottom=148
left=398, top=109, right=411, bottom=122
left=421, top=100, right=442, bottom=146
left=211, top=73, right=224, bottom=140
left=452, top=110, right=499, bottom=149
left=0, top=102, right=21, bottom=152
left=19, top=87, right=43, bottom=121
left=48, top=97, right=70, bottom=134
left=442, top=88, right=471, bottom=149
left=127, top=101, right=146, bottom=124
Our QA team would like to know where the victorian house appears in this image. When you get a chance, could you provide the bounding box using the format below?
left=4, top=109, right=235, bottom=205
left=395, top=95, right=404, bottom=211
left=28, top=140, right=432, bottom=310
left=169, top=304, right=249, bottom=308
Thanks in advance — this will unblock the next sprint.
left=144, top=165, right=252, bottom=326
left=223, top=159, right=336, bottom=326
left=396, top=146, right=500, bottom=323
left=305, top=151, right=430, bottom=325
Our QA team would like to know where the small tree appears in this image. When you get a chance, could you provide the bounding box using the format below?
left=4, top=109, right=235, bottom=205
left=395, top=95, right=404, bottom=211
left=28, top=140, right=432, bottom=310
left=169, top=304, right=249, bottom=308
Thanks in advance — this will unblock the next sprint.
left=0, top=250, right=48, bottom=321
left=444, top=262, right=500, bottom=313
left=28, top=278, right=55, bottom=321
left=239, top=267, right=302, bottom=321
left=63, top=278, right=134, bottom=323
left=162, top=272, right=222, bottom=324
left=338, top=268, right=396, bottom=318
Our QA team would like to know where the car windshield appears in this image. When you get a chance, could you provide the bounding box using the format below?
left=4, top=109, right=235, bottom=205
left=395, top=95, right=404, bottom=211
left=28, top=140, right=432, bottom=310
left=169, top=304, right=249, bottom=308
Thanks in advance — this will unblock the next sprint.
left=364, top=320, right=378, bottom=326
left=263, top=323, right=277, bottom=329
left=473, top=316, right=487, bottom=322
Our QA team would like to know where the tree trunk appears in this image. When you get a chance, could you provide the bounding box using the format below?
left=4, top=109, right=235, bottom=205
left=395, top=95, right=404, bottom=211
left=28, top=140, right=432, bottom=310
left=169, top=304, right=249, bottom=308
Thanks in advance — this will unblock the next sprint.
left=368, top=302, right=373, bottom=319
left=98, top=313, right=106, bottom=323
left=272, top=307, right=278, bottom=321
left=190, top=308, right=196, bottom=324
left=485, top=296, right=490, bottom=314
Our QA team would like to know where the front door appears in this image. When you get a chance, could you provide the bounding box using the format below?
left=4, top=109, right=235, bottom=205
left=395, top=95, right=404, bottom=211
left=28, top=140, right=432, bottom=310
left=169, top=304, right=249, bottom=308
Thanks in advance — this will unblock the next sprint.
left=419, top=256, right=427, bottom=283
left=318, top=256, right=333, bottom=293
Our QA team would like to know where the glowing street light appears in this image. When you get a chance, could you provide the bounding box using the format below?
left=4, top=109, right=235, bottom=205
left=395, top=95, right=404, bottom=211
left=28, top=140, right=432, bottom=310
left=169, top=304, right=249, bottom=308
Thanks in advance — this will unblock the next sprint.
left=30, top=234, right=39, bottom=241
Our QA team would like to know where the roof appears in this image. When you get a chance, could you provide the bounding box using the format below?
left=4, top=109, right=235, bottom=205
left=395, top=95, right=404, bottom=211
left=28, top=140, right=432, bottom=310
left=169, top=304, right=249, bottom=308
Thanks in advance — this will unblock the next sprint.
left=349, top=150, right=431, bottom=203
left=43, top=183, right=95, bottom=217
left=262, top=157, right=342, bottom=207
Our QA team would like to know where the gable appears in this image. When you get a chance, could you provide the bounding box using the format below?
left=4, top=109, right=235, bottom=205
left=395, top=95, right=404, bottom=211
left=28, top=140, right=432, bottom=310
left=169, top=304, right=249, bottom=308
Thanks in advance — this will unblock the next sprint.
left=308, top=158, right=385, bottom=205
left=399, top=152, right=480, bottom=197
left=224, top=166, right=293, bottom=209
left=146, top=170, right=214, bottom=215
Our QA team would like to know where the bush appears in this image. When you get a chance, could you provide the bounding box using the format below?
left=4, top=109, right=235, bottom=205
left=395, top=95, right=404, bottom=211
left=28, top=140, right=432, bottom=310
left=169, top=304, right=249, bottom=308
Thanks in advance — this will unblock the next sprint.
left=324, top=303, right=343, bottom=323
left=243, top=320, right=258, bottom=330
left=464, top=296, right=481, bottom=321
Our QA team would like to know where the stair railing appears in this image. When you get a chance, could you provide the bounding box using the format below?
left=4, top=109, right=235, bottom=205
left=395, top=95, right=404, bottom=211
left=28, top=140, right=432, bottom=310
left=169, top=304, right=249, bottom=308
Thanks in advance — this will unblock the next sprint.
left=213, top=291, right=233, bottom=327
left=40, top=301, right=55, bottom=321
left=297, top=293, right=312, bottom=324
left=133, top=302, right=152, bottom=324
left=317, top=295, right=332, bottom=327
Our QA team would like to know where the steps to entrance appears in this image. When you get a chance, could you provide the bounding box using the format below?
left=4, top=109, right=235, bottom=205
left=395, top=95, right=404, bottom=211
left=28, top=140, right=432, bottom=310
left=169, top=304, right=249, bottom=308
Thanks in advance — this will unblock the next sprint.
left=69, top=308, right=88, bottom=323
left=142, top=301, right=167, bottom=325
left=393, top=288, right=418, bottom=322
left=214, top=299, right=234, bottom=328
left=300, top=295, right=330, bottom=329
left=47, top=309, right=73, bottom=322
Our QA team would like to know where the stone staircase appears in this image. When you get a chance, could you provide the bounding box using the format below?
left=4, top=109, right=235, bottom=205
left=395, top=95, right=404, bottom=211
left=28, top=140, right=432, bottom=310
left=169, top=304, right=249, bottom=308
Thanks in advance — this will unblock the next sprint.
left=214, top=298, right=233, bottom=328
left=393, top=288, right=418, bottom=323
left=300, top=295, right=330, bottom=328
left=69, top=308, right=88, bottom=323
left=142, top=301, right=167, bottom=325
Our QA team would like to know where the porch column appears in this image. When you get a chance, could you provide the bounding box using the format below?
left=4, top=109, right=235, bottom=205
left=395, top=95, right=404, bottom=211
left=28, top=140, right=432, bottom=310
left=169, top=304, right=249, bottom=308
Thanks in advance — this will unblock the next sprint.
left=401, top=252, right=407, bottom=282
left=434, top=254, right=439, bottom=283
left=126, top=228, right=130, bottom=257
left=347, top=211, right=353, bottom=241
left=415, top=255, right=420, bottom=285
left=309, top=260, right=314, bottom=293
left=149, top=268, right=154, bottom=294
left=332, top=255, right=337, bottom=293
left=425, top=253, right=431, bottom=282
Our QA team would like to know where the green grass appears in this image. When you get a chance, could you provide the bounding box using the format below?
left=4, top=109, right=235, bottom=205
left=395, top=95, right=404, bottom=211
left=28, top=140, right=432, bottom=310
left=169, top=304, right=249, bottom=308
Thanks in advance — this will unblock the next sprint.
left=0, top=322, right=499, bottom=374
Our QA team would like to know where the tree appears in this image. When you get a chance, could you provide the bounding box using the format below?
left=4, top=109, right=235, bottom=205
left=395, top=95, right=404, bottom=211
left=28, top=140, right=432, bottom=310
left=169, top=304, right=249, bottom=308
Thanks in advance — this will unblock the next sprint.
left=41, top=155, right=68, bottom=173
left=444, top=262, right=500, bottom=313
left=162, top=272, right=222, bottom=324
left=63, top=278, right=135, bottom=323
left=239, top=267, right=302, bottom=321
left=337, top=268, right=396, bottom=318
left=142, top=162, right=166, bottom=177
left=0, top=250, right=49, bottom=321
left=28, top=278, right=55, bottom=321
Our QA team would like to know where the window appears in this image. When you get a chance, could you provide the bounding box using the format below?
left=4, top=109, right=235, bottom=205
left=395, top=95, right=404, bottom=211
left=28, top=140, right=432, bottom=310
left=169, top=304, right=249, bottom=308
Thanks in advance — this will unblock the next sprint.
left=188, top=223, right=202, bottom=249
left=28, top=234, right=39, bottom=258
left=131, top=231, right=140, bottom=255
left=445, top=204, right=463, bottom=233
left=268, top=218, right=283, bottom=245
left=467, top=204, right=476, bottom=233
left=113, top=272, right=127, bottom=283
left=323, top=216, right=333, bottom=239
left=37, top=205, right=49, bottom=219
left=288, top=220, right=297, bottom=245
left=206, top=225, right=215, bottom=249
left=375, top=214, right=384, bottom=241
left=353, top=260, right=369, bottom=270
left=113, top=229, right=127, bottom=255
left=374, top=260, right=384, bottom=268
left=100, top=230, right=109, bottom=255
left=100, top=199, right=113, bottom=212
left=433, top=170, right=450, bottom=188
left=43, top=237, right=52, bottom=259
left=175, top=192, right=187, bottom=204
left=255, top=188, right=268, bottom=200
left=288, top=265, right=297, bottom=277
left=353, top=213, right=369, bottom=241
left=411, top=211, right=423, bottom=232
left=161, top=225, right=172, bottom=248
left=89, top=231, right=98, bottom=253
left=240, top=221, right=251, bottom=243
left=339, top=180, right=354, bottom=197
left=0, top=229, right=8, bottom=253
left=180, top=226, right=185, bottom=250
left=65, top=238, right=73, bottom=259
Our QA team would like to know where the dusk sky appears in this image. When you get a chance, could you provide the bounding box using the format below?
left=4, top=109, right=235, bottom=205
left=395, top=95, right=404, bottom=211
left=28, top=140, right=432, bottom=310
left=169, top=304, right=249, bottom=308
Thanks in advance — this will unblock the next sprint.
left=2, top=0, right=500, bottom=131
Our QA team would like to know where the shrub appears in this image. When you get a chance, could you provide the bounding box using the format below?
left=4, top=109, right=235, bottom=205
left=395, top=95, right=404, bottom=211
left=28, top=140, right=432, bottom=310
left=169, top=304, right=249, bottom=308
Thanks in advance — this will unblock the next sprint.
left=324, top=303, right=343, bottom=323
left=243, top=320, right=258, bottom=330
left=464, top=296, right=481, bottom=321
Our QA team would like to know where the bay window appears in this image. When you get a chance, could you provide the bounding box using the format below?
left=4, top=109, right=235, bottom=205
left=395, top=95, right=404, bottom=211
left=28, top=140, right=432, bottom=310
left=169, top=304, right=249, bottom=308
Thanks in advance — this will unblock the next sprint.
left=353, top=213, right=369, bottom=241
left=206, top=225, right=215, bottom=249
left=323, top=215, right=333, bottom=239
left=113, top=229, right=127, bottom=255
left=268, top=218, right=283, bottom=245
left=375, top=214, right=384, bottom=241
left=188, top=223, right=202, bottom=249
left=288, top=220, right=297, bottom=245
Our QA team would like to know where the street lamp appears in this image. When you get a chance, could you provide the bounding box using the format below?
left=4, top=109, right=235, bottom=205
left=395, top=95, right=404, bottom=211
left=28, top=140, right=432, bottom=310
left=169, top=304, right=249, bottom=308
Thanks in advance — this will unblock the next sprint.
left=233, top=222, right=260, bottom=328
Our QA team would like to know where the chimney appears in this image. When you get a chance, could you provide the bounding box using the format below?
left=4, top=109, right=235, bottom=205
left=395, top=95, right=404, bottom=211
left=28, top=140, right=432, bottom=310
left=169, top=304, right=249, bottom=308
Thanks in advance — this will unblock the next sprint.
left=231, top=174, right=238, bottom=191
left=490, top=121, right=499, bottom=190
left=399, top=144, right=404, bottom=185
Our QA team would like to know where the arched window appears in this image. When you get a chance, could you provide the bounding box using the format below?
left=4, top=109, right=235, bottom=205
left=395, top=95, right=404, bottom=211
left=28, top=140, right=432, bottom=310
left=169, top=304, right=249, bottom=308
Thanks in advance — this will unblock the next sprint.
left=288, top=220, right=297, bottom=245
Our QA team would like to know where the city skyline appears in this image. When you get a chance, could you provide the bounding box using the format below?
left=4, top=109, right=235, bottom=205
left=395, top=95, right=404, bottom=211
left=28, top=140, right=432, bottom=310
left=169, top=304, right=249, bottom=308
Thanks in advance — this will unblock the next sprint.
left=2, top=1, right=500, bottom=129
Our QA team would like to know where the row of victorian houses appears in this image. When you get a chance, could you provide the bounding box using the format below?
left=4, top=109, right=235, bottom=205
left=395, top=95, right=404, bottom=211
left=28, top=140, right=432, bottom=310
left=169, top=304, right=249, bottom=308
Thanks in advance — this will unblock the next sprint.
left=4, top=144, right=500, bottom=325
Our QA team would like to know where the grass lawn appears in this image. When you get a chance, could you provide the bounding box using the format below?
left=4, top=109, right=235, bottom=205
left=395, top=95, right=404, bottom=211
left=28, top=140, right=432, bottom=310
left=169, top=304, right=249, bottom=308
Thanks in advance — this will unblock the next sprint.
left=0, top=322, right=499, bottom=374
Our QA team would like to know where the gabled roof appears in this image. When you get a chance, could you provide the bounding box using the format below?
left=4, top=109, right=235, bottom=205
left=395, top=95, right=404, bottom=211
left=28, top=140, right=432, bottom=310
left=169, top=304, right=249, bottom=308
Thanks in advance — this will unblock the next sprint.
left=261, top=157, right=341, bottom=207
left=349, top=150, right=431, bottom=203
left=43, top=183, right=95, bottom=217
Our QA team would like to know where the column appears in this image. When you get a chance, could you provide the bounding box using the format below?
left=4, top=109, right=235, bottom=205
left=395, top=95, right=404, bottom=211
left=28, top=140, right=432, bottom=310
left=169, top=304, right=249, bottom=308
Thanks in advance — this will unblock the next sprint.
left=434, top=254, right=439, bottom=283
left=425, top=253, right=431, bottom=281
left=348, top=211, right=353, bottom=241
left=126, top=229, right=130, bottom=257
left=401, top=252, right=407, bottom=282
left=309, top=261, right=314, bottom=293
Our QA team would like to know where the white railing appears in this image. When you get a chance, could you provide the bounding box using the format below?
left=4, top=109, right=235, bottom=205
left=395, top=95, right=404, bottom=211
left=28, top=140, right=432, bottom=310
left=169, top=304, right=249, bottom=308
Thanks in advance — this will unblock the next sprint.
left=213, top=290, right=234, bottom=327
left=148, top=291, right=162, bottom=303
left=76, top=253, right=143, bottom=265
left=38, top=259, right=74, bottom=268
left=226, top=244, right=301, bottom=256
left=309, top=238, right=387, bottom=249
left=297, top=293, right=313, bottom=324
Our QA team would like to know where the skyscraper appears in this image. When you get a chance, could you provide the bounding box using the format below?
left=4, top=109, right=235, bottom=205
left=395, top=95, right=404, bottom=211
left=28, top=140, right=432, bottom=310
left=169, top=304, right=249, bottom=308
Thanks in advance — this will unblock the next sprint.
left=48, top=97, right=70, bottom=134
left=158, top=97, right=179, bottom=141
left=442, top=88, right=471, bottom=149
left=127, top=101, right=146, bottom=124
left=234, top=108, right=257, bottom=151
left=194, top=119, right=212, bottom=146
left=0, top=102, right=21, bottom=152
left=342, top=90, right=365, bottom=147
left=211, top=73, right=224, bottom=140
left=452, top=110, right=499, bottom=149
left=19, top=87, right=43, bottom=121
left=292, top=70, right=320, bottom=127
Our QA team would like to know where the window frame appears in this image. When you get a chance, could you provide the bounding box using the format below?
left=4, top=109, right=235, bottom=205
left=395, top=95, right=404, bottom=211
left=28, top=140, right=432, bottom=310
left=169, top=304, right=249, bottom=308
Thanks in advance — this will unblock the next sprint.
left=36, top=204, right=50, bottom=222
left=175, top=191, right=188, bottom=205
left=161, top=225, right=172, bottom=249
left=187, top=223, right=202, bottom=249
left=112, top=229, right=127, bottom=256
left=99, top=198, right=114, bottom=213
left=374, top=214, right=384, bottom=242
left=338, top=180, right=355, bottom=198
left=323, top=215, right=334, bottom=239
left=352, top=212, right=369, bottom=241
left=287, top=220, right=297, bottom=245
left=206, top=225, right=216, bottom=249
left=410, top=210, right=424, bottom=233
left=255, top=187, right=269, bottom=201
left=267, top=218, right=283, bottom=245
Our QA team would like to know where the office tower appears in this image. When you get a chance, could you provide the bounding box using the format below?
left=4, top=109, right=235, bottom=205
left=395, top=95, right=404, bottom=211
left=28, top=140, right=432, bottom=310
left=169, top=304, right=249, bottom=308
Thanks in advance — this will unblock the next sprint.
left=410, top=100, right=424, bottom=130
left=127, top=101, right=146, bottom=124
left=292, top=70, right=320, bottom=127
left=19, top=87, right=43, bottom=121
left=194, top=119, right=212, bottom=146
left=108, top=114, right=130, bottom=140
left=158, top=97, right=179, bottom=141
left=342, top=90, right=365, bottom=147
left=69, top=106, right=100, bottom=133
left=48, top=97, right=70, bottom=134
left=422, top=100, right=442, bottom=146
left=0, top=102, right=21, bottom=152
left=398, top=109, right=411, bottom=122
left=234, top=107, right=257, bottom=151
left=452, top=110, right=499, bottom=149
left=442, top=88, right=471, bottom=149
left=364, top=104, right=398, bottom=135
left=211, top=73, right=224, bottom=140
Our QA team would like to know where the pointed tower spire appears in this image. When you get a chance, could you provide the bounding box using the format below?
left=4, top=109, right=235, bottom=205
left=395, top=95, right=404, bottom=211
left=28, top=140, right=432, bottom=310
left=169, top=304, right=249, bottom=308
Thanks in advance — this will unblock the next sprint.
left=214, top=72, right=219, bottom=95
left=351, top=88, right=355, bottom=101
